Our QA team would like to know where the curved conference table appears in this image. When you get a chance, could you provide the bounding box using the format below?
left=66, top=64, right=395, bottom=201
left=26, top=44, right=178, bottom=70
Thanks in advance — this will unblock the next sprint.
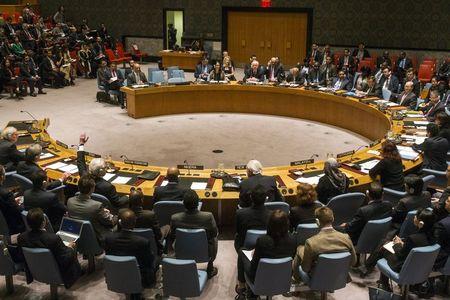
left=8, top=84, right=425, bottom=224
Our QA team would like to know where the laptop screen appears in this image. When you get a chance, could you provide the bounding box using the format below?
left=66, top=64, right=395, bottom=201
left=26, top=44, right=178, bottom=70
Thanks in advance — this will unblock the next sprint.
left=60, top=218, right=83, bottom=235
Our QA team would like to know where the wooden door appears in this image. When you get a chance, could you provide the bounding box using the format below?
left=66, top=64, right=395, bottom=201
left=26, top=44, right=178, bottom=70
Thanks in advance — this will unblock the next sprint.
left=227, top=11, right=308, bottom=68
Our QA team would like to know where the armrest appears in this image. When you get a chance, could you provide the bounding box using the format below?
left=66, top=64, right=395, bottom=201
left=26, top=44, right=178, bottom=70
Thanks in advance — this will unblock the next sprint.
left=49, top=184, right=66, bottom=193
left=383, top=187, right=407, bottom=197
left=5, top=171, right=17, bottom=177
left=422, top=168, right=446, bottom=176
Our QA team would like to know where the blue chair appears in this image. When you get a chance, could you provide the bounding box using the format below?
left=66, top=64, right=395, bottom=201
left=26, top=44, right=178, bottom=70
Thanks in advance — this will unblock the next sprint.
left=131, top=228, right=159, bottom=258
left=299, top=252, right=352, bottom=299
left=0, top=241, right=23, bottom=294
left=162, top=258, right=207, bottom=298
left=326, top=192, right=365, bottom=226
left=170, top=69, right=185, bottom=79
left=264, top=202, right=290, bottom=214
left=422, top=174, right=436, bottom=191
left=22, top=247, right=65, bottom=299
left=151, top=70, right=165, bottom=84
left=117, top=68, right=125, bottom=79
left=147, top=67, right=159, bottom=82
left=296, top=223, right=320, bottom=245
left=153, top=201, right=202, bottom=227
left=243, top=229, right=267, bottom=249
left=71, top=218, right=103, bottom=272
left=422, top=169, right=447, bottom=189
left=377, top=244, right=440, bottom=298
left=12, top=173, right=65, bottom=194
left=383, top=187, right=407, bottom=206
left=382, top=88, right=392, bottom=100
left=166, top=66, right=179, bottom=78
left=399, top=210, right=417, bottom=238
left=21, top=211, right=54, bottom=233
left=245, top=257, right=293, bottom=299
left=356, top=217, right=392, bottom=256
left=175, top=228, right=209, bottom=263
left=168, top=77, right=187, bottom=84
left=104, top=255, right=142, bottom=298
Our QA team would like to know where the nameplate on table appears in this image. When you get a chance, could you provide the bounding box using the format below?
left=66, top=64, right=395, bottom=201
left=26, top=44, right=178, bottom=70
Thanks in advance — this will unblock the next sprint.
left=124, top=160, right=148, bottom=167
left=86, top=152, right=101, bottom=158
left=336, top=150, right=355, bottom=159
left=235, top=165, right=247, bottom=170
left=177, top=164, right=204, bottom=170
left=56, top=140, right=68, bottom=149
left=290, top=159, right=314, bottom=166
left=369, top=140, right=381, bottom=147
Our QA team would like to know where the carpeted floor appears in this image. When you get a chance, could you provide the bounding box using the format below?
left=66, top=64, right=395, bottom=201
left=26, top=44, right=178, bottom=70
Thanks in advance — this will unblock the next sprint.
left=0, top=65, right=447, bottom=299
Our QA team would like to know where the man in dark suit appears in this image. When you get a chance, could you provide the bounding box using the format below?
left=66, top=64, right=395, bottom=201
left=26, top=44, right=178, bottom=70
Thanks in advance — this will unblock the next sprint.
left=0, top=165, right=26, bottom=235
left=358, top=75, right=378, bottom=97
left=18, top=208, right=82, bottom=288
left=0, top=127, right=25, bottom=172
left=376, top=51, right=392, bottom=69
left=338, top=49, right=356, bottom=74
left=393, top=81, right=417, bottom=110
left=104, top=209, right=156, bottom=288
left=307, top=62, right=323, bottom=85
left=352, top=43, right=371, bottom=62
left=194, top=58, right=213, bottom=81
left=24, top=170, right=67, bottom=230
left=307, top=43, right=322, bottom=64
left=422, top=90, right=446, bottom=122
left=319, top=44, right=333, bottom=66
left=434, top=196, right=450, bottom=269
left=331, top=70, right=352, bottom=91
left=243, top=60, right=265, bottom=82
left=126, top=63, right=148, bottom=86
left=343, top=182, right=392, bottom=245
left=319, top=56, right=337, bottom=87
left=39, top=50, right=65, bottom=88
left=286, top=67, right=305, bottom=85
left=399, top=68, right=420, bottom=96
left=377, top=66, right=400, bottom=98
left=77, top=133, right=129, bottom=208
left=413, top=123, right=448, bottom=171
left=3, top=17, right=16, bottom=38
left=104, top=62, right=125, bottom=108
left=153, top=167, right=188, bottom=203
left=244, top=54, right=257, bottom=74
left=20, top=54, right=45, bottom=96
left=239, top=160, right=283, bottom=208
left=265, top=57, right=285, bottom=83
left=170, top=190, right=218, bottom=278
left=235, top=184, right=271, bottom=251
left=396, top=51, right=413, bottom=81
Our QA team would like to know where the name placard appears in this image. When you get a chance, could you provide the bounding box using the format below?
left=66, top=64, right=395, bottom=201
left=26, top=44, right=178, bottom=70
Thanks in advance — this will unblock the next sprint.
left=124, top=160, right=148, bottom=166
left=336, top=150, right=355, bottom=159
left=56, top=140, right=68, bottom=149
left=177, top=164, right=204, bottom=170
left=369, top=140, right=381, bottom=147
left=290, top=159, right=314, bottom=166
left=235, top=164, right=247, bottom=170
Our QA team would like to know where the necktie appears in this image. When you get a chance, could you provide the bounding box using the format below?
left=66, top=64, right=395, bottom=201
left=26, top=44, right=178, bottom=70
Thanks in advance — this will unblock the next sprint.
left=384, top=78, right=390, bottom=89
left=112, top=70, right=116, bottom=77
left=334, top=80, right=341, bottom=89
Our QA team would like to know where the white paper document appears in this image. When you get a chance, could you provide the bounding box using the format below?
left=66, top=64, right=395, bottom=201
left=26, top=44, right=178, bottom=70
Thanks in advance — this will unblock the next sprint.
left=367, top=150, right=380, bottom=156
left=111, top=176, right=132, bottom=184
left=46, top=162, right=67, bottom=170
left=405, top=114, right=424, bottom=118
left=396, top=145, right=420, bottom=160
left=39, top=152, right=54, bottom=160
left=359, top=159, right=380, bottom=174
left=401, top=135, right=426, bottom=144
left=295, top=174, right=324, bottom=185
left=413, top=121, right=429, bottom=125
left=190, top=182, right=208, bottom=190
left=59, top=164, right=78, bottom=174
left=103, top=173, right=116, bottom=181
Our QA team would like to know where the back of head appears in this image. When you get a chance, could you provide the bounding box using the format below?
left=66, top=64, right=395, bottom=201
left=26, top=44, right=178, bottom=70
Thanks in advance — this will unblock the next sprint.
left=78, top=175, right=95, bottom=195
left=129, top=188, right=144, bottom=208
left=426, top=123, right=439, bottom=137
left=368, top=181, right=383, bottom=200
left=25, top=143, right=42, bottom=162
left=119, top=209, right=136, bottom=230
left=166, top=167, right=180, bottom=182
left=295, top=183, right=317, bottom=206
left=27, top=207, right=44, bottom=230
left=315, top=206, right=334, bottom=227
left=267, top=210, right=289, bottom=241
left=416, top=208, right=435, bottom=233
left=381, top=141, right=401, bottom=161
left=251, top=184, right=267, bottom=207
left=1, top=126, right=17, bottom=141
left=30, top=170, right=47, bottom=189
left=246, top=159, right=262, bottom=176
left=183, top=189, right=199, bottom=211
left=404, top=175, right=423, bottom=196
left=88, top=158, right=106, bottom=178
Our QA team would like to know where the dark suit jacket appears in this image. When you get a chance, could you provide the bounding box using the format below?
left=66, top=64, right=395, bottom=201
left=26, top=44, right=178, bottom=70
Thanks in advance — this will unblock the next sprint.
left=243, top=67, right=265, bottom=82
left=376, top=56, right=392, bottom=68
left=352, top=49, right=371, bottom=60
left=338, top=55, right=356, bottom=71
left=345, top=200, right=393, bottom=244
left=234, top=205, right=271, bottom=251
left=439, top=122, right=450, bottom=151
left=16, top=161, right=62, bottom=190
left=19, top=60, right=38, bottom=78
left=413, top=136, right=448, bottom=171
left=130, top=206, right=163, bottom=254
left=369, top=158, right=405, bottom=190
left=377, top=75, right=400, bottom=96
left=423, top=101, right=446, bottom=122
left=392, top=192, right=431, bottom=225
left=434, top=216, right=450, bottom=268
left=24, top=187, right=67, bottom=230
left=319, top=64, right=337, bottom=84
left=361, top=83, right=378, bottom=96
left=0, top=185, right=25, bottom=235
left=396, top=57, right=413, bottom=72
left=307, top=50, right=322, bottom=64
left=400, top=78, right=420, bottom=96
left=18, top=229, right=81, bottom=288
left=265, top=64, right=285, bottom=82
left=153, top=181, right=188, bottom=203
left=395, top=92, right=417, bottom=110
left=77, top=150, right=128, bottom=208
left=331, top=77, right=352, bottom=91
left=0, top=139, right=25, bottom=171
left=104, top=230, right=155, bottom=287
left=307, top=68, right=322, bottom=84
left=194, top=64, right=213, bottom=79
left=239, top=174, right=283, bottom=208
left=286, top=73, right=305, bottom=84
left=126, top=71, right=148, bottom=85
left=290, top=202, right=323, bottom=229
left=39, top=57, right=54, bottom=78
left=104, top=68, right=124, bottom=89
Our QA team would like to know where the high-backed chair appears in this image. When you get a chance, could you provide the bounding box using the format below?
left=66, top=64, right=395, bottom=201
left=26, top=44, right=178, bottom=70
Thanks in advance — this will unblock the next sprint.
left=11, top=173, right=33, bottom=192
left=22, top=247, right=65, bottom=300
left=422, top=169, right=447, bottom=189
left=104, top=255, right=143, bottom=299
left=399, top=210, right=418, bottom=238
left=150, top=70, right=165, bottom=84
left=298, top=252, right=352, bottom=300
left=0, top=241, right=23, bottom=294
left=377, top=244, right=440, bottom=298
left=356, top=217, right=392, bottom=260
left=264, top=202, right=290, bottom=214
left=174, top=228, right=209, bottom=263
left=166, top=66, right=179, bottom=79
left=21, top=211, right=54, bottom=233
left=170, top=69, right=185, bottom=79
left=147, top=67, right=159, bottom=82
left=153, top=201, right=186, bottom=227
left=422, top=174, right=436, bottom=191
left=72, top=218, right=103, bottom=272
left=296, top=223, right=320, bottom=246
left=243, top=229, right=267, bottom=249
left=168, top=77, right=187, bottom=84
left=326, top=192, right=365, bottom=226
left=131, top=228, right=159, bottom=257
left=382, top=188, right=407, bottom=206
left=245, top=257, right=293, bottom=299
left=162, top=258, right=207, bottom=298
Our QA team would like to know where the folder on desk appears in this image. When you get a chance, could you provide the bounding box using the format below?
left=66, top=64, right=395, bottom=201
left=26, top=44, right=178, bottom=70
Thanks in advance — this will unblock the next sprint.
left=137, top=170, right=160, bottom=181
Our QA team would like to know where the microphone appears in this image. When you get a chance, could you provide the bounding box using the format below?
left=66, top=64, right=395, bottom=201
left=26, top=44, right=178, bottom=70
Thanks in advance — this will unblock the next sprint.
left=350, top=145, right=368, bottom=162
left=120, top=155, right=134, bottom=170
left=20, top=110, right=38, bottom=122
left=184, top=160, right=191, bottom=176
left=305, top=154, right=319, bottom=171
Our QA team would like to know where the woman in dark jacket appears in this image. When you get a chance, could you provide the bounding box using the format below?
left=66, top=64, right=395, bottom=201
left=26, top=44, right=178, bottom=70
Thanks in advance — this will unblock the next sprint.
left=208, top=62, right=226, bottom=82
left=369, top=141, right=405, bottom=191
left=316, top=158, right=349, bottom=204
left=290, top=182, right=322, bottom=229
left=436, top=112, right=450, bottom=151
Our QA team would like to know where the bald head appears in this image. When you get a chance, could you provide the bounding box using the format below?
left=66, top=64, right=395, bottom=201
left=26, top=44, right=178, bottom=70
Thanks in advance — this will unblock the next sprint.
left=167, top=167, right=180, bottom=182
left=119, top=209, right=136, bottom=230
left=133, top=63, right=141, bottom=72
left=404, top=81, right=413, bottom=93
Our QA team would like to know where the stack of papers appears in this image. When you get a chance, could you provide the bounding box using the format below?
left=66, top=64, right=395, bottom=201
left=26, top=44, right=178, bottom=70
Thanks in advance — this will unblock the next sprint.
left=46, top=162, right=78, bottom=174
left=359, top=159, right=380, bottom=174
left=397, top=145, right=420, bottom=160
left=414, top=121, right=429, bottom=126
left=401, top=135, right=426, bottom=144
left=295, top=174, right=324, bottom=185
left=103, top=173, right=116, bottom=181
left=405, top=114, right=424, bottom=118
left=39, top=152, right=54, bottom=160
left=191, top=182, right=208, bottom=190
left=375, top=100, right=399, bottom=107
left=111, top=176, right=132, bottom=184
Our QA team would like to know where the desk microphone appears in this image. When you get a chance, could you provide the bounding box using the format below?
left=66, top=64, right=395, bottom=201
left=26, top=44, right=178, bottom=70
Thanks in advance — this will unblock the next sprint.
left=350, top=145, right=368, bottom=162
left=20, top=110, right=38, bottom=122
left=305, top=154, right=319, bottom=171
left=184, top=160, right=191, bottom=176
left=120, top=155, right=134, bottom=170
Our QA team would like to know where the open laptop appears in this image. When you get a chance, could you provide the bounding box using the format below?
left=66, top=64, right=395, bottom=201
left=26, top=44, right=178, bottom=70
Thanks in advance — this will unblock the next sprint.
left=56, top=218, right=83, bottom=246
